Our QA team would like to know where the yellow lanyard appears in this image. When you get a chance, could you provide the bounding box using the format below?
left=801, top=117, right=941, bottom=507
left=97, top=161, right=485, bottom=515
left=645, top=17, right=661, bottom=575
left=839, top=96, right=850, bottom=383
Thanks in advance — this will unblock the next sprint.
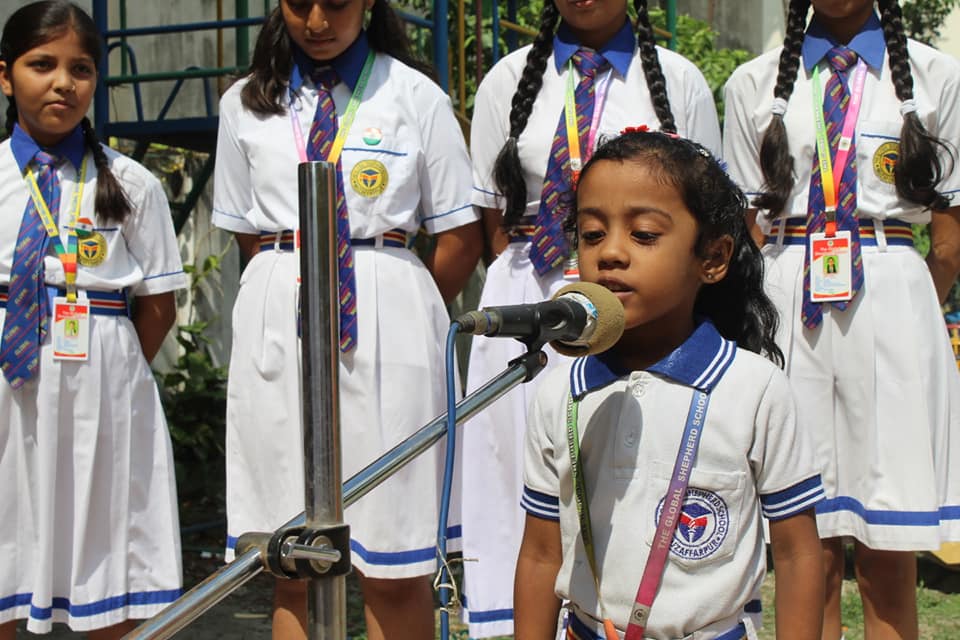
left=25, top=155, right=88, bottom=303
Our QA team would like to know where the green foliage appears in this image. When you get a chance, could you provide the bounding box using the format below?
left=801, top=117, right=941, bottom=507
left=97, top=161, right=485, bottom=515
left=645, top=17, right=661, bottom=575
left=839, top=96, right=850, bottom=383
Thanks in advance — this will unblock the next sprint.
left=647, top=9, right=752, bottom=121
left=156, top=253, right=229, bottom=506
left=901, top=0, right=960, bottom=45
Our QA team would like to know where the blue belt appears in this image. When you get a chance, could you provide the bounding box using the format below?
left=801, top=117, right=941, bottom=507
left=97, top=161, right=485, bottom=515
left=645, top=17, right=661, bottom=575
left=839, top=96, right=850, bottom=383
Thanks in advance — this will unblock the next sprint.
left=0, top=285, right=129, bottom=317
left=258, top=228, right=409, bottom=253
left=766, top=217, right=914, bottom=246
left=567, top=613, right=746, bottom=640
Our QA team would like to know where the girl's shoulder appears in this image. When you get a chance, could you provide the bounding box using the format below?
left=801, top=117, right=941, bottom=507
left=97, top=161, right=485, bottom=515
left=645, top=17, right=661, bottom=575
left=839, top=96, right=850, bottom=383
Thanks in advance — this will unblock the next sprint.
left=905, top=38, right=960, bottom=78
left=724, top=48, right=784, bottom=93
left=372, top=53, right=448, bottom=102
left=98, top=145, right=164, bottom=197
left=476, top=44, right=541, bottom=95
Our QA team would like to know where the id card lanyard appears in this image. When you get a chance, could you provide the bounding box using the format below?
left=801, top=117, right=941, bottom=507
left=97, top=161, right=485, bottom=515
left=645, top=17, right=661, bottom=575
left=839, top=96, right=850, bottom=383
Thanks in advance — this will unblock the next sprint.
left=810, top=58, right=867, bottom=237
left=287, top=51, right=374, bottom=283
left=566, top=388, right=710, bottom=640
left=25, top=155, right=89, bottom=303
left=562, top=61, right=610, bottom=279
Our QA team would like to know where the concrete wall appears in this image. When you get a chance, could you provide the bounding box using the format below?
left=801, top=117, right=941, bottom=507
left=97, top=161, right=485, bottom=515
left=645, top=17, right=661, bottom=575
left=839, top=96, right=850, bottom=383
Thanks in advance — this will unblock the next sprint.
left=673, top=0, right=786, bottom=55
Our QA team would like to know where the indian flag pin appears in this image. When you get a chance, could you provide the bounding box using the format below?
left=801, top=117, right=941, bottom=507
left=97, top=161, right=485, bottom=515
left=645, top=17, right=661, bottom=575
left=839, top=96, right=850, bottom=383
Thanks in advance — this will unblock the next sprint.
left=362, top=127, right=382, bottom=146
left=73, top=217, right=95, bottom=238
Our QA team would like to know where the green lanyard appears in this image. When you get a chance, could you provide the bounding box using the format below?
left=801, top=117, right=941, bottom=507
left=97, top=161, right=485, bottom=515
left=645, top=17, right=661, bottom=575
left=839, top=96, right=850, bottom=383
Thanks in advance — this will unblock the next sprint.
left=289, top=50, right=375, bottom=164
left=25, top=155, right=88, bottom=303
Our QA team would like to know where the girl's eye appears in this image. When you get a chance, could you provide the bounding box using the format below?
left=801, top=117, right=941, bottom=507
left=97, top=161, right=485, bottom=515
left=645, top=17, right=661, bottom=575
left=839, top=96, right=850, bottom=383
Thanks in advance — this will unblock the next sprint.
left=73, top=63, right=95, bottom=76
left=28, top=60, right=53, bottom=71
left=580, top=229, right=604, bottom=244
left=324, top=0, right=350, bottom=10
left=631, top=231, right=660, bottom=243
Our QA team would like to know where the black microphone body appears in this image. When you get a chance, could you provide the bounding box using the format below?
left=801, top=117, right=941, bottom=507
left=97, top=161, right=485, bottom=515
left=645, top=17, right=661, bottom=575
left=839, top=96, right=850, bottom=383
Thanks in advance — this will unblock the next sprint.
left=456, top=297, right=590, bottom=346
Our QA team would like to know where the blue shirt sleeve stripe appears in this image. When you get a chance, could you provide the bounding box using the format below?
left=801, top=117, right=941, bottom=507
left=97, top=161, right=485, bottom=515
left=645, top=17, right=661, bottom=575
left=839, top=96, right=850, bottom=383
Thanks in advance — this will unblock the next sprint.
left=761, top=474, right=826, bottom=521
left=422, top=203, right=474, bottom=222
left=521, top=485, right=560, bottom=521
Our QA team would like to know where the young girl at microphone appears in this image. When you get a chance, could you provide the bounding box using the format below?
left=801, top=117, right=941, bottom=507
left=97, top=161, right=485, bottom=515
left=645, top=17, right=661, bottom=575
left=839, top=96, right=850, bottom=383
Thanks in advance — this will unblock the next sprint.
left=0, top=2, right=186, bottom=637
left=515, top=129, right=825, bottom=640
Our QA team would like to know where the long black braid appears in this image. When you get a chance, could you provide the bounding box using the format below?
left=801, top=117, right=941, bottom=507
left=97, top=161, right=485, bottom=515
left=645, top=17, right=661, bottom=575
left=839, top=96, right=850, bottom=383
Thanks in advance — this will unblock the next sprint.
left=492, top=2, right=559, bottom=230
left=876, top=0, right=952, bottom=210
left=80, top=117, right=132, bottom=224
left=754, top=0, right=810, bottom=216
left=632, top=0, right=676, bottom=133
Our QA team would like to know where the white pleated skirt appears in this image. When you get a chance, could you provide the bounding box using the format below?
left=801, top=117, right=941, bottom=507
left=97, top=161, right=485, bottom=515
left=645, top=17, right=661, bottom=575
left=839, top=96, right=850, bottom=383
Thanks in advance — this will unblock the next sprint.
left=763, top=239, right=960, bottom=549
left=224, top=245, right=459, bottom=579
left=460, top=241, right=570, bottom=638
left=0, top=309, right=182, bottom=633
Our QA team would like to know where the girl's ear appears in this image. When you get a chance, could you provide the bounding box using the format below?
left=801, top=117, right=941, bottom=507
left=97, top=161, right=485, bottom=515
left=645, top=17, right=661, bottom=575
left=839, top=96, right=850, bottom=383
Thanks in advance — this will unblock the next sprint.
left=0, top=61, right=13, bottom=98
left=700, top=234, right=734, bottom=284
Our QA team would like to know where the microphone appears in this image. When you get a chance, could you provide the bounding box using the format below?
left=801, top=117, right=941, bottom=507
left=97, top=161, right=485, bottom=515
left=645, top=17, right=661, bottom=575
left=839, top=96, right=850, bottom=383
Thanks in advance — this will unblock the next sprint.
left=455, top=282, right=625, bottom=356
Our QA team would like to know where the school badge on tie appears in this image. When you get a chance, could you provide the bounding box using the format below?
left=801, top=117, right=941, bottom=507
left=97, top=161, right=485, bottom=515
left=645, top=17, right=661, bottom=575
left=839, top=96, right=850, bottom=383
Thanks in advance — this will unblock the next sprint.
left=873, top=141, right=899, bottom=184
left=78, top=227, right=107, bottom=267
left=350, top=159, right=388, bottom=198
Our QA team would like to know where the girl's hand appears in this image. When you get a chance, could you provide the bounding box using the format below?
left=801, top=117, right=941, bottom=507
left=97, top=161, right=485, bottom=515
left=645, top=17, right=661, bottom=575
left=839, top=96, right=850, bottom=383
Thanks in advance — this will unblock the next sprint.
left=425, top=221, right=483, bottom=303
left=926, top=206, right=960, bottom=304
left=132, top=291, right=177, bottom=363
left=768, top=509, right=824, bottom=640
left=514, top=514, right=563, bottom=640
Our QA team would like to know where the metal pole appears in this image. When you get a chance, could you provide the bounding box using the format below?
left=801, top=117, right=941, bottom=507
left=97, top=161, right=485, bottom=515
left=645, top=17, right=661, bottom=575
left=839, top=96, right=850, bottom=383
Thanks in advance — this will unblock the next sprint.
left=121, top=351, right=545, bottom=640
left=298, top=161, right=347, bottom=640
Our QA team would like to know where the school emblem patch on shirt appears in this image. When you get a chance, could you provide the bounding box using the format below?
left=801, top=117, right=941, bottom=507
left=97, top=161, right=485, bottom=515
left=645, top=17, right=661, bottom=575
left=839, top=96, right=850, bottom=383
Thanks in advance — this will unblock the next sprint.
left=78, top=232, right=107, bottom=267
left=872, top=141, right=899, bottom=184
left=655, top=487, right=729, bottom=560
left=350, top=159, right=389, bottom=198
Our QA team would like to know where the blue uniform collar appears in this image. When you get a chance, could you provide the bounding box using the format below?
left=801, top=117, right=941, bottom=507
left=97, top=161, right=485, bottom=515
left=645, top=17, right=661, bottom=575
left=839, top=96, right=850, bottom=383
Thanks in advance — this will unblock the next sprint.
left=803, top=11, right=885, bottom=72
left=554, top=19, right=635, bottom=78
left=290, top=31, right=371, bottom=93
left=10, top=123, right=86, bottom=172
left=569, top=319, right=737, bottom=399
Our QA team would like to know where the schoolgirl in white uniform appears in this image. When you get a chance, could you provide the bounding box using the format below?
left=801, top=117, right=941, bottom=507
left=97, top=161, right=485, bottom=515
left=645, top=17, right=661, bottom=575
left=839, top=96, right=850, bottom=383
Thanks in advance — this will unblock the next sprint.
left=462, top=1, right=719, bottom=636
left=517, top=130, right=825, bottom=640
left=723, top=0, right=960, bottom=637
left=0, top=3, right=185, bottom=638
left=212, top=1, right=481, bottom=638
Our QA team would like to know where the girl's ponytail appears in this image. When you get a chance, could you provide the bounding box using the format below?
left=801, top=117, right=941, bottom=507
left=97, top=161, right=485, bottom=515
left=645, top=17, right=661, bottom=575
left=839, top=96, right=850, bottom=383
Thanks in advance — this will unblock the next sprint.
left=80, top=117, right=132, bottom=224
left=877, top=0, right=953, bottom=210
left=492, top=2, right=559, bottom=230
left=632, top=0, right=676, bottom=133
left=755, top=0, right=809, bottom=217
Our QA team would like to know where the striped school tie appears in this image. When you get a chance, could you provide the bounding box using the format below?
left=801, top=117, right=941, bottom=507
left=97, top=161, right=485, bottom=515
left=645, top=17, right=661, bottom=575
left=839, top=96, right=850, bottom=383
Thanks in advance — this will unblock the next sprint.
left=802, top=46, right=863, bottom=329
left=309, top=67, right=357, bottom=351
left=530, top=49, right=609, bottom=275
left=0, top=151, right=59, bottom=388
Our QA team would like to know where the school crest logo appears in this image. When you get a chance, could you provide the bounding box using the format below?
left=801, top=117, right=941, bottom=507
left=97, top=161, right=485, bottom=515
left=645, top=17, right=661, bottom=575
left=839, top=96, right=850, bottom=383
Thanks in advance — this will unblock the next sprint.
left=350, top=159, right=389, bottom=198
left=655, top=487, right=729, bottom=560
left=872, top=141, right=899, bottom=184
left=78, top=232, right=107, bottom=267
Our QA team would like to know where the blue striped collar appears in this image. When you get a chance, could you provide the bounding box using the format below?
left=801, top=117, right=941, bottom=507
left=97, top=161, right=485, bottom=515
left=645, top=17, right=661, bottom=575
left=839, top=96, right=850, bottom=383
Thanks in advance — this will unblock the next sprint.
left=553, top=19, right=635, bottom=78
left=802, top=11, right=886, bottom=72
left=10, top=123, right=85, bottom=172
left=569, top=319, right=737, bottom=399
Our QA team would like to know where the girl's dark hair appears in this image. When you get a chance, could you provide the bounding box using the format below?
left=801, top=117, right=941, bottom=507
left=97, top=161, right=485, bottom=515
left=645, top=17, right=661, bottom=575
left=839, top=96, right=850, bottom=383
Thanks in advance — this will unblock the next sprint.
left=242, top=0, right=433, bottom=115
left=756, top=0, right=953, bottom=216
left=1, top=1, right=132, bottom=223
left=493, top=0, right=677, bottom=230
left=569, top=131, right=784, bottom=366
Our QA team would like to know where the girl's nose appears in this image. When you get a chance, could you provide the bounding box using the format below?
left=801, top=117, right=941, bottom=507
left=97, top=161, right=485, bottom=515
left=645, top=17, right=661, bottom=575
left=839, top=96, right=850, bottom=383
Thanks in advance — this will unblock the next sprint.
left=52, top=67, right=75, bottom=93
left=306, top=4, right=329, bottom=32
left=597, top=232, right=629, bottom=268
